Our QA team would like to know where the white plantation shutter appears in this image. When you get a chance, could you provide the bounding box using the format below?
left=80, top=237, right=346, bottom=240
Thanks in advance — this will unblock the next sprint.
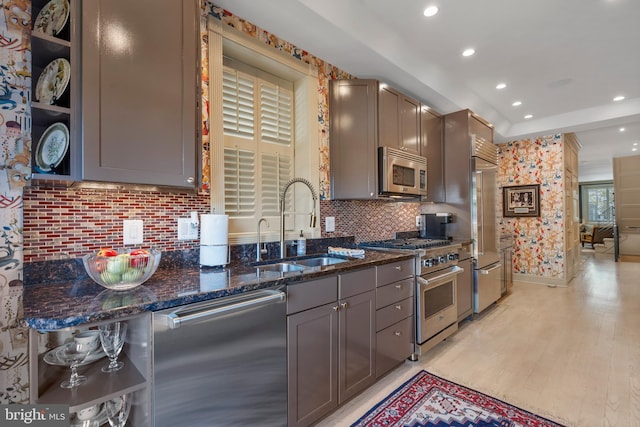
left=222, top=62, right=294, bottom=234
left=224, top=148, right=255, bottom=216
left=261, top=153, right=292, bottom=217
left=222, top=68, right=254, bottom=139
left=260, top=82, right=293, bottom=146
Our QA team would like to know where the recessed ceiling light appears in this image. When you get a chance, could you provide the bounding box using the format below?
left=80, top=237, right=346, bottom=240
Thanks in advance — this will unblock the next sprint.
left=634, top=142, right=639, bottom=146
left=496, top=83, right=507, bottom=90
left=619, top=127, right=626, bottom=132
left=512, top=101, right=522, bottom=107
left=613, top=95, right=625, bottom=101
left=462, top=48, right=475, bottom=57
left=633, top=148, right=638, bottom=152
left=423, top=6, right=439, bottom=17
left=524, top=114, right=533, bottom=119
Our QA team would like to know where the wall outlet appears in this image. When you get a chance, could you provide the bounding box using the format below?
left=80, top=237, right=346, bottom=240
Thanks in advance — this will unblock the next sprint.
left=178, top=217, right=199, bottom=240
left=325, top=216, right=335, bottom=232
left=416, top=216, right=421, bottom=227
left=123, top=220, right=143, bottom=245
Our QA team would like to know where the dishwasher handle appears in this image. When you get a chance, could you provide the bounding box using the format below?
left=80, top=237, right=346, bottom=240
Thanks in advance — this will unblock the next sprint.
left=163, top=289, right=286, bottom=329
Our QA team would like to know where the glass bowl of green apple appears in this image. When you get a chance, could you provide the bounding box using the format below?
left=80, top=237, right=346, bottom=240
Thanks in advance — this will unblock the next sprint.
left=83, top=248, right=161, bottom=291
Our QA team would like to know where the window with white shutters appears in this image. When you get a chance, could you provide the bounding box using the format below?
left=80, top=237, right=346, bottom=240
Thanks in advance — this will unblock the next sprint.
left=222, top=64, right=294, bottom=234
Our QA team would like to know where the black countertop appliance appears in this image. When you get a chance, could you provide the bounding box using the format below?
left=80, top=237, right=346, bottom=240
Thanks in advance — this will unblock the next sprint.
left=420, top=213, right=453, bottom=240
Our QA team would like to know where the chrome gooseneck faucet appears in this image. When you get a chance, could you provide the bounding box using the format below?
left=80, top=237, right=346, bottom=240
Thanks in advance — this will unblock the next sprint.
left=256, top=218, right=269, bottom=262
left=280, top=178, right=318, bottom=258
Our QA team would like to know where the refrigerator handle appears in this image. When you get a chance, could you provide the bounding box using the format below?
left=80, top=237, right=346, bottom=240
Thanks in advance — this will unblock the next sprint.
left=476, top=169, right=484, bottom=255
left=480, top=263, right=502, bottom=274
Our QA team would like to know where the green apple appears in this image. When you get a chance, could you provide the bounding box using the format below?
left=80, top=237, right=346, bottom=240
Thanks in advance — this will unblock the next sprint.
left=107, top=254, right=130, bottom=274
left=122, top=268, right=143, bottom=282
left=100, top=270, right=122, bottom=285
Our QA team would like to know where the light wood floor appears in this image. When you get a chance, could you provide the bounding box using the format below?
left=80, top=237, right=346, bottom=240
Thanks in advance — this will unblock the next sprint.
left=317, top=251, right=640, bottom=427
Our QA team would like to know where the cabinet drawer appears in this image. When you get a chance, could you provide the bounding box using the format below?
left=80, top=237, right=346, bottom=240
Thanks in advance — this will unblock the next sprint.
left=376, top=317, right=414, bottom=378
left=287, top=276, right=338, bottom=315
left=376, top=278, right=414, bottom=309
left=376, top=259, right=414, bottom=286
left=376, top=297, right=413, bottom=332
left=339, top=267, right=375, bottom=299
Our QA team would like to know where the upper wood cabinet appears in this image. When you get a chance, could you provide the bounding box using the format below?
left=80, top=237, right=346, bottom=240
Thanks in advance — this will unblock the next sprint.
left=420, top=107, right=444, bottom=202
left=329, top=79, right=423, bottom=200
left=379, top=85, right=421, bottom=155
left=329, top=79, right=378, bottom=199
left=81, top=0, right=199, bottom=189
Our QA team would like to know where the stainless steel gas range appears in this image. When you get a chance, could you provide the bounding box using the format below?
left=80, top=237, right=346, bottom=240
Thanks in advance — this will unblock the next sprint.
left=359, top=238, right=464, bottom=358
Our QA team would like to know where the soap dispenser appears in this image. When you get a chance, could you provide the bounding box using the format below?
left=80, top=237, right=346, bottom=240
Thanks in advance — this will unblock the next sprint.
left=297, top=230, right=306, bottom=256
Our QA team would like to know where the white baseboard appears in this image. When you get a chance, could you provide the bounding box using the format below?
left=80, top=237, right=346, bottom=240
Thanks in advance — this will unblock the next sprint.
left=513, top=274, right=568, bottom=288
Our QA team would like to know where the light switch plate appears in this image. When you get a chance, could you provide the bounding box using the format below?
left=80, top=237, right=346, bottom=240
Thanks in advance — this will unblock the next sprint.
left=325, top=216, right=335, bottom=232
left=178, top=218, right=198, bottom=240
left=123, top=220, right=143, bottom=245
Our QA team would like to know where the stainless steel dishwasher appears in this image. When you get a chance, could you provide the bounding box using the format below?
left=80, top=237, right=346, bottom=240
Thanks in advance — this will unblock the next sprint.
left=153, top=286, right=287, bottom=426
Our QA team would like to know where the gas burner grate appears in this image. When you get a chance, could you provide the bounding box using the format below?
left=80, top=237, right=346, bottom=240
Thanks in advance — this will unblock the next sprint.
left=360, top=238, right=451, bottom=250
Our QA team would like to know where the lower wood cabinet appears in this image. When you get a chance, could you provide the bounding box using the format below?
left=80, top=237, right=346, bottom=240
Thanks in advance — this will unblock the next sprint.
left=376, top=316, right=414, bottom=377
left=287, top=269, right=376, bottom=427
left=375, top=260, right=415, bottom=378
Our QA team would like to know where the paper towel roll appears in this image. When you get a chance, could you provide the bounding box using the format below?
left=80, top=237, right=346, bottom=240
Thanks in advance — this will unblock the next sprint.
left=200, top=214, right=229, bottom=245
left=200, top=245, right=229, bottom=267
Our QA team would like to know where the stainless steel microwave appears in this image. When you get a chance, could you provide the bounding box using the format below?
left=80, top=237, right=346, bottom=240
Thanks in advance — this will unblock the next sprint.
left=379, top=146, right=427, bottom=197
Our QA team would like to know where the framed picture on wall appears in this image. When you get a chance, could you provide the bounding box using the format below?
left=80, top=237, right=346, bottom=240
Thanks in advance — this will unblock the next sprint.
left=502, top=184, right=540, bottom=217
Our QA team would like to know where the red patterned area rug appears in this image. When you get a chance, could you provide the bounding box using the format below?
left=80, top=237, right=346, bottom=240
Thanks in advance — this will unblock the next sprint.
left=351, top=370, right=565, bottom=427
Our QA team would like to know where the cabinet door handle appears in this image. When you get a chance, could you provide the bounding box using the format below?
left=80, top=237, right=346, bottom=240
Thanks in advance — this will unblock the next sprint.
left=333, top=305, right=340, bottom=311
left=340, top=302, right=349, bottom=310
left=394, top=266, right=402, bottom=270
left=394, top=331, right=402, bottom=336
left=186, top=176, right=195, bottom=184
left=394, top=284, right=403, bottom=289
left=395, top=305, right=402, bottom=310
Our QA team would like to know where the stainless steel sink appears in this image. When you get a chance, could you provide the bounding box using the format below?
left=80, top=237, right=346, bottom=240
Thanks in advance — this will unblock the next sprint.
left=293, top=256, right=348, bottom=267
left=256, top=263, right=306, bottom=274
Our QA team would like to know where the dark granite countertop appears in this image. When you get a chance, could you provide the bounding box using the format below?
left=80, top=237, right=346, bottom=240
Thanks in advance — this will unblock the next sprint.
left=22, top=250, right=413, bottom=331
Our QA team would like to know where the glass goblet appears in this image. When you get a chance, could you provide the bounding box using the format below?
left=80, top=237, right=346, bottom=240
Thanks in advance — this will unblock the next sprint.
left=105, top=394, right=132, bottom=427
left=58, top=342, right=92, bottom=388
left=98, top=322, right=128, bottom=373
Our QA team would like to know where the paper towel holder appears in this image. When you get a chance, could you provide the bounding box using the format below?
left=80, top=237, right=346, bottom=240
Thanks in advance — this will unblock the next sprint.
left=200, top=244, right=231, bottom=268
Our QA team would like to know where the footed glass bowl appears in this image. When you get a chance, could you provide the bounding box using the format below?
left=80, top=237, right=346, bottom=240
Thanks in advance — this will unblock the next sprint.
left=83, top=249, right=161, bottom=291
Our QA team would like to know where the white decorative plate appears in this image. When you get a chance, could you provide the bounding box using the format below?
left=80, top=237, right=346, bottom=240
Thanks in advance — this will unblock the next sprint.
left=70, top=404, right=107, bottom=427
left=43, top=344, right=106, bottom=367
left=35, top=58, right=71, bottom=105
left=34, top=0, right=70, bottom=36
left=35, top=122, right=69, bottom=172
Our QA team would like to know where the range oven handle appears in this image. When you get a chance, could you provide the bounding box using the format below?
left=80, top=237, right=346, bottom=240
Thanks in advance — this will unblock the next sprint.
left=417, top=265, right=463, bottom=286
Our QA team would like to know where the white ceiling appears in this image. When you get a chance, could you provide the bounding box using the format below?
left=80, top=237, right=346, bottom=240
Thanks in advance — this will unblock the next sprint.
left=212, top=0, right=640, bottom=182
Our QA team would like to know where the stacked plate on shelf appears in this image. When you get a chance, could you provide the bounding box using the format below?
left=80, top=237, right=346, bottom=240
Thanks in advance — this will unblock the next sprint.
left=34, top=122, right=69, bottom=173
left=33, top=0, right=70, bottom=36
left=35, top=57, right=70, bottom=105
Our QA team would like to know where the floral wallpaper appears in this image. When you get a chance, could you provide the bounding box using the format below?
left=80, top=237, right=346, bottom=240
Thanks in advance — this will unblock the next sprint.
left=0, top=0, right=30, bottom=404
left=497, top=134, right=565, bottom=278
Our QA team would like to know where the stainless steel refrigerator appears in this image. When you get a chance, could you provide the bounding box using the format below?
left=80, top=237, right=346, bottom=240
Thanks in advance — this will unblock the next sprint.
left=438, top=110, right=503, bottom=314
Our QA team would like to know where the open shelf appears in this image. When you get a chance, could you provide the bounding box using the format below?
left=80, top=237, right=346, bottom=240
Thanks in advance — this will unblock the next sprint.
left=36, top=353, right=147, bottom=412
